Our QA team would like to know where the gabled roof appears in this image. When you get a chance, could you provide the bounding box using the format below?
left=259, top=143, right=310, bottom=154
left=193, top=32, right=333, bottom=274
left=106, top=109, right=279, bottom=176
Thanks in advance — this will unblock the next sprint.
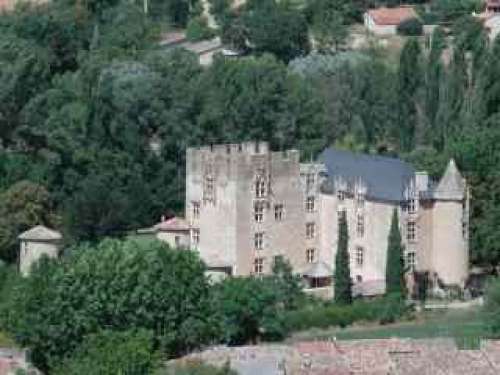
left=432, top=159, right=465, bottom=200
left=18, top=225, right=62, bottom=241
left=367, top=6, right=417, bottom=26
left=154, top=217, right=190, bottom=232
left=319, top=148, right=415, bottom=202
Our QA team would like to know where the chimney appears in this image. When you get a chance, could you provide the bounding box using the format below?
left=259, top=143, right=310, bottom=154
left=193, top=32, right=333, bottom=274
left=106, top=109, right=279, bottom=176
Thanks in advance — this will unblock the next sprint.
left=161, top=215, right=166, bottom=222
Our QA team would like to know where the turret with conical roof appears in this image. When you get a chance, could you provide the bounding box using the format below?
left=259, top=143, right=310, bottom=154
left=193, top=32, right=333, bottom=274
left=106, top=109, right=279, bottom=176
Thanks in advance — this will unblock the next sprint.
left=432, top=159, right=466, bottom=201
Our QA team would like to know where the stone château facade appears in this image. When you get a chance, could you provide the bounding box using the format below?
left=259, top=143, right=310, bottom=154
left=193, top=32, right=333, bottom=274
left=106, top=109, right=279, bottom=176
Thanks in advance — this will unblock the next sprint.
left=184, top=142, right=469, bottom=295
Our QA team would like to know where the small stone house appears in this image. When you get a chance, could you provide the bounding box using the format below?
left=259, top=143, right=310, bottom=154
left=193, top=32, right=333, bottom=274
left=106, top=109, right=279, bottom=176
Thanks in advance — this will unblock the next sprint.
left=364, top=6, right=418, bottom=35
left=138, top=216, right=193, bottom=249
left=18, top=225, right=62, bottom=276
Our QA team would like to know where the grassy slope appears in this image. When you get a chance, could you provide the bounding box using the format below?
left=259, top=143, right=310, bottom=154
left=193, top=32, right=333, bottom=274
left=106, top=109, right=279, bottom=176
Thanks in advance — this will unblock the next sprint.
left=289, top=307, right=492, bottom=349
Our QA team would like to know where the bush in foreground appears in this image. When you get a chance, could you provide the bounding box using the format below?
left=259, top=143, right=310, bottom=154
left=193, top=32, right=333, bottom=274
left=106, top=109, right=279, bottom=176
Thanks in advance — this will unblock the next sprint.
left=53, top=330, right=159, bottom=375
left=285, top=294, right=410, bottom=332
left=5, top=239, right=221, bottom=371
left=484, top=277, right=500, bottom=335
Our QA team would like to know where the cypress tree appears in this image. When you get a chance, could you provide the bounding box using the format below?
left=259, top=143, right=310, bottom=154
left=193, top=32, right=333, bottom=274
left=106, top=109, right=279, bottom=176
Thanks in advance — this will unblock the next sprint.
left=334, top=210, right=352, bottom=304
left=398, top=38, right=423, bottom=151
left=385, top=209, right=406, bottom=296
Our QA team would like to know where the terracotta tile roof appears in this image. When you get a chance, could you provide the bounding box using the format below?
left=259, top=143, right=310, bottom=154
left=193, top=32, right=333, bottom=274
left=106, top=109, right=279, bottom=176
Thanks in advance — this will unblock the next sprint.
left=367, top=6, right=418, bottom=26
left=0, top=0, right=14, bottom=11
left=176, top=339, right=500, bottom=375
left=154, top=217, right=190, bottom=232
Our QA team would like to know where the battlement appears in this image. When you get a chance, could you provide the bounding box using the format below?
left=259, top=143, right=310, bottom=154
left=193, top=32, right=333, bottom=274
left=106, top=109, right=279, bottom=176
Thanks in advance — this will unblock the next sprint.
left=187, top=141, right=270, bottom=157
left=187, top=142, right=300, bottom=167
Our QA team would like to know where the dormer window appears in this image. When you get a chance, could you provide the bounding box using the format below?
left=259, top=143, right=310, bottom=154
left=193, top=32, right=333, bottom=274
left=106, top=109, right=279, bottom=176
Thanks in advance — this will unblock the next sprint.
left=356, top=193, right=365, bottom=207
left=337, top=190, right=345, bottom=201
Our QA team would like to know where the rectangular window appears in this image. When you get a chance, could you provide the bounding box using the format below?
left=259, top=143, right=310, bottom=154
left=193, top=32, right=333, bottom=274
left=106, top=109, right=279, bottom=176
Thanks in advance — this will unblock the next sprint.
left=407, top=221, right=416, bottom=242
left=408, top=199, right=416, bottom=214
left=356, top=213, right=364, bottom=237
left=306, top=248, right=316, bottom=263
left=192, top=229, right=200, bottom=245
left=254, top=257, right=264, bottom=274
left=355, top=246, right=364, bottom=267
left=306, top=173, right=315, bottom=190
left=274, top=204, right=284, bottom=221
left=255, top=178, right=266, bottom=198
left=254, top=232, right=264, bottom=250
left=306, top=196, right=315, bottom=212
left=306, top=222, right=315, bottom=239
left=192, top=201, right=200, bottom=218
left=203, top=176, right=214, bottom=202
left=254, top=201, right=265, bottom=222
left=175, top=236, right=181, bottom=247
left=462, top=218, right=468, bottom=239
left=406, top=252, right=416, bottom=271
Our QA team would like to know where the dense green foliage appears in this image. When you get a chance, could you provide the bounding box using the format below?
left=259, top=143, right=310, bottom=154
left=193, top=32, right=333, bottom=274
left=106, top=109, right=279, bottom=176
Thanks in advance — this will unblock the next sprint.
left=53, top=330, right=159, bottom=375
left=334, top=211, right=352, bottom=304
left=186, top=16, right=214, bottom=41
left=215, top=257, right=304, bottom=344
left=285, top=294, right=410, bottom=331
left=397, top=18, right=423, bottom=36
left=0, top=0, right=497, bottom=270
left=385, top=209, right=406, bottom=296
left=3, top=239, right=220, bottom=371
left=0, top=181, right=59, bottom=262
left=484, top=277, right=500, bottom=336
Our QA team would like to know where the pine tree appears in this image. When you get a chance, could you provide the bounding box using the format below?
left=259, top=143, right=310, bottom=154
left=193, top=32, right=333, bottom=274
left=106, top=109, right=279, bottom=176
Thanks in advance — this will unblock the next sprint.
left=334, top=210, right=352, bottom=304
left=385, top=209, right=406, bottom=296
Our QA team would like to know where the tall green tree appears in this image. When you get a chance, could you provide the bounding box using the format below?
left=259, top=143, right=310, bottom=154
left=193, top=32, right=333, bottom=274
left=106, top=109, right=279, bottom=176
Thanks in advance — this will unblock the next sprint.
left=243, top=0, right=310, bottom=62
left=310, top=0, right=348, bottom=53
left=0, top=181, right=59, bottom=262
left=5, top=239, right=221, bottom=371
left=334, top=210, right=352, bottom=304
left=398, top=38, right=424, bottom=152
left=385, top=209, right=406, bottom=296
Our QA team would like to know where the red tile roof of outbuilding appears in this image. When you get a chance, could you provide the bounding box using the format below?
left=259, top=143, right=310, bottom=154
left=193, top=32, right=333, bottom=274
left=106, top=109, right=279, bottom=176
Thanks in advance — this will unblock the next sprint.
left=367, top=6, right=418, bottom=26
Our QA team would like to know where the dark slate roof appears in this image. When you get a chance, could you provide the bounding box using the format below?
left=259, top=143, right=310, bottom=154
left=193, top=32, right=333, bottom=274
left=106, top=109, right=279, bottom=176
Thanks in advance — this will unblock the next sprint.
left=319, top=148, right=415, bottom=202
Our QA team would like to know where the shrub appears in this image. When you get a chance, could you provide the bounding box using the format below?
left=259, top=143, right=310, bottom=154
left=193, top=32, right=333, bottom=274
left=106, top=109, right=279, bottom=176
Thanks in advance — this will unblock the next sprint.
left=484, top=277, right=500, bottom=335
left=53, top=330, right=159, bottom=375
left=5, top=239, right=221, bottom=371
left=215, top=276, right=289, bottom=345
left=397, top=18, right=423, bottom=36
left=186, top=16, right=215, bottom=42
left=284, top=296, right=410, bottom=332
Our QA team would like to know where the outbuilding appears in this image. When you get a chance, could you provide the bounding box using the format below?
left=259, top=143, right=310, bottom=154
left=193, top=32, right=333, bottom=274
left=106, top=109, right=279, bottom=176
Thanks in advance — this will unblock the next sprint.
left=364, top=6, right=418, bottom=35
left=18, top=225, right=62, bottom=276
